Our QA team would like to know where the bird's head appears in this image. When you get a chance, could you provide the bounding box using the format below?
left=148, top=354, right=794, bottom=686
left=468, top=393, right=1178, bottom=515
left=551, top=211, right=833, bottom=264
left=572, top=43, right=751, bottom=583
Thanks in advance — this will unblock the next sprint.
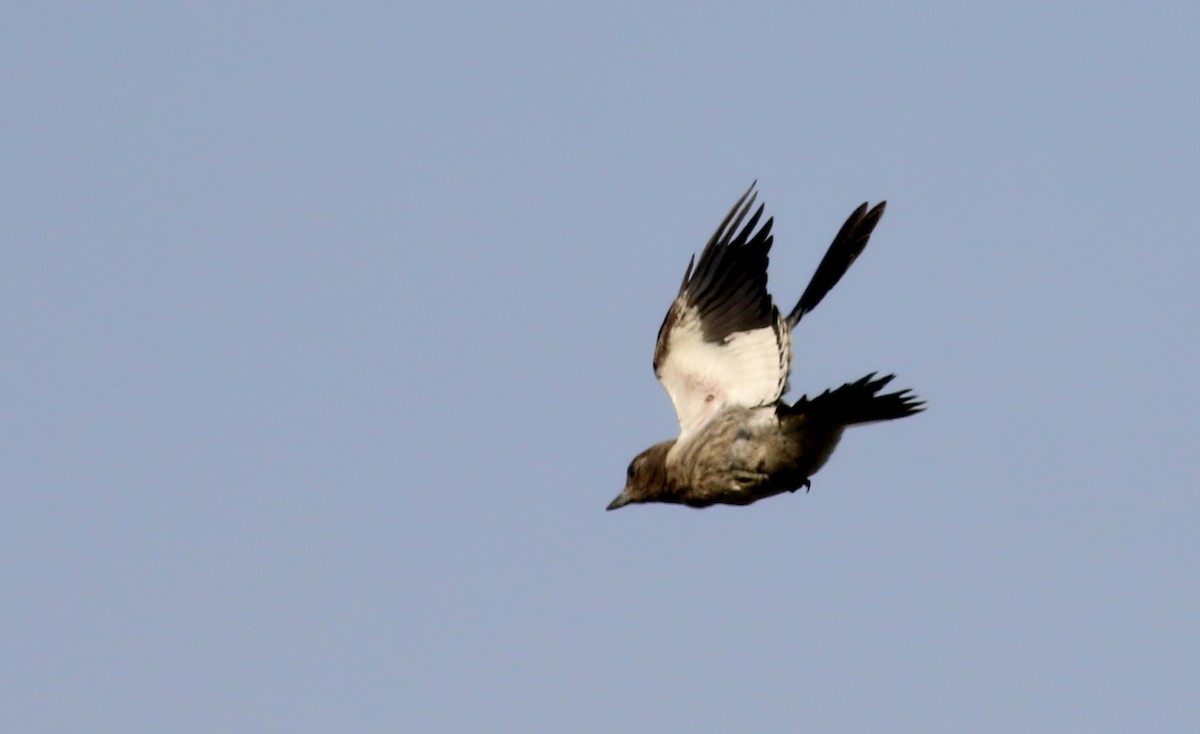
left=607, top=440, right=674, bottom=511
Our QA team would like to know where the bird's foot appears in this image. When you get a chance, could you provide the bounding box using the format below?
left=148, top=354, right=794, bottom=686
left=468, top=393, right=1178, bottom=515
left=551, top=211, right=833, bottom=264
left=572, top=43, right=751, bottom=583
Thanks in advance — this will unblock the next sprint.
left=788, top=478, right=812, bottom=494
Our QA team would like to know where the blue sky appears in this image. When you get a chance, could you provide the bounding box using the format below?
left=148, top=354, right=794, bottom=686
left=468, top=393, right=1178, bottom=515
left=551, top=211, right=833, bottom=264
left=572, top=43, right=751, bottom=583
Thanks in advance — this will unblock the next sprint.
left=4, top=2, right=1198, bottom=732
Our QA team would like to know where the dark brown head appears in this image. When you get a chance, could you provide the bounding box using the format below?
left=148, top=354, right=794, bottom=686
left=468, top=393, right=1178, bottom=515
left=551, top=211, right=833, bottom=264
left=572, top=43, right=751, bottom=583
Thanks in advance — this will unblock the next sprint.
left=607, top=440, right=675, bottom=510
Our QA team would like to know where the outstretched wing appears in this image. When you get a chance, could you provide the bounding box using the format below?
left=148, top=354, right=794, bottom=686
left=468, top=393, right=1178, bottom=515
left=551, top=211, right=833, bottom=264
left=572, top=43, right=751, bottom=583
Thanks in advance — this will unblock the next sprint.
left=653, top=184, right=791, bottom=442
left=785, top=201, right=886, bottom=327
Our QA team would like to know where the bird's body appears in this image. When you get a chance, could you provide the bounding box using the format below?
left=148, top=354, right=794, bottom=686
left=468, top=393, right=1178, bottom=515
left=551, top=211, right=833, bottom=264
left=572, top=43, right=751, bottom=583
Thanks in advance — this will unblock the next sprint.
left=608, top=185, right=922, bottom=511
left=635, top=406, right=810, bottom=508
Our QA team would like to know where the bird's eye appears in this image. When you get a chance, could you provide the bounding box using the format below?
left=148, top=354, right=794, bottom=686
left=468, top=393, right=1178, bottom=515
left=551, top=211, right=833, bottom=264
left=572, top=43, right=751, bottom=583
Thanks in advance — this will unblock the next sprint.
left=626, top=461, right=637, bottom=479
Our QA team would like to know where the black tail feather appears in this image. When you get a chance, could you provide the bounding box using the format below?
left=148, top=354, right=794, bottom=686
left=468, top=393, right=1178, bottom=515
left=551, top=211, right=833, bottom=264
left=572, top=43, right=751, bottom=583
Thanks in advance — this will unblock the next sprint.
left=788, top=372, right=924, bottom=426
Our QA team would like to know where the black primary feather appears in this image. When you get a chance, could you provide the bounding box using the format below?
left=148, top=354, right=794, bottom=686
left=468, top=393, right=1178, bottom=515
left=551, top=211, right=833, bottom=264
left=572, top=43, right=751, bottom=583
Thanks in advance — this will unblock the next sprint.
left=677, top=183, right=778, bottom=343
left=785, top=201, right=886, bottom=327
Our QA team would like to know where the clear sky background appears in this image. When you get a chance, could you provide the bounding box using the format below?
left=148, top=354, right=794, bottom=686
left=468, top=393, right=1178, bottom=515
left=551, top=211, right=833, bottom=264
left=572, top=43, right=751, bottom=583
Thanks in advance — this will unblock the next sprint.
left=4, top=2, right=1198, bottom=732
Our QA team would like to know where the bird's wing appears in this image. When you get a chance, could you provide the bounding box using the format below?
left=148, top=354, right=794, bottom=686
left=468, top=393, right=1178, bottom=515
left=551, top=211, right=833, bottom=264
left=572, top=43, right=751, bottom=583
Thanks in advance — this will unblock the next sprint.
left=785, top=201, right=886, bottom=327
left=653, top=184, right=791, bottom=443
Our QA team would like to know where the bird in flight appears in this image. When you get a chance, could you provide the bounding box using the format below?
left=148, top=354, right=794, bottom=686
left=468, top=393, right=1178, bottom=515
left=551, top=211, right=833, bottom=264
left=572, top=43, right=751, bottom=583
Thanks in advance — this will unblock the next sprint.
left=607, top=184, right=923, bottom=510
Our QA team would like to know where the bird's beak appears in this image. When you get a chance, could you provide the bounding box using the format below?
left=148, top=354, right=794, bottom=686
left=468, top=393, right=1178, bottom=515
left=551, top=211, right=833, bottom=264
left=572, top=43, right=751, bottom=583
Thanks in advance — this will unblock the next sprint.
left=606, top=491, right=633, bottom=511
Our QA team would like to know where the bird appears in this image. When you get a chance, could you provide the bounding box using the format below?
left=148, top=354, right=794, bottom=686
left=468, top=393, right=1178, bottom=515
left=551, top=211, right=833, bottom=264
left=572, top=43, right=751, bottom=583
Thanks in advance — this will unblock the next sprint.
left=607, top=183, right=923, bottom=510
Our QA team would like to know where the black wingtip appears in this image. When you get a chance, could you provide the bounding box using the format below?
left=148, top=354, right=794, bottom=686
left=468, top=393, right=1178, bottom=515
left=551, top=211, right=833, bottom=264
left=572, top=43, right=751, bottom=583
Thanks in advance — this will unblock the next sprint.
left=679, top=254, right=695, bottom=291
left=786, top=200, right=887, bottom=327
left=671, top=184, right=778, bottom=343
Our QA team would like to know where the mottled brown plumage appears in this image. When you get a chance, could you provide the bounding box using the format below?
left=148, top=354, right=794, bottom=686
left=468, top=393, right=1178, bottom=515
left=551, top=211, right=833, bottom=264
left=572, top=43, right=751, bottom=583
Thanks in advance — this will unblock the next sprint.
left=608, top=185, right=922, bottom=511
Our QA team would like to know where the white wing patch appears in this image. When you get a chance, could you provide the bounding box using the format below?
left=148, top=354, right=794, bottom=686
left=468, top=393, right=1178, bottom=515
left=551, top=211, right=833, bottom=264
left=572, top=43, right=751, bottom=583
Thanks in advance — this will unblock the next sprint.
left=657, top=303, right=791, bottom=444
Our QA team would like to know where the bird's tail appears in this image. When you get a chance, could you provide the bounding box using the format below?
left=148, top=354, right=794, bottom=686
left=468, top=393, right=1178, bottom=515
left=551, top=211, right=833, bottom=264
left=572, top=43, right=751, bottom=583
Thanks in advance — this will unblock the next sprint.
left=789, top=373, right=924, bottom=425
left=785, top=201, right=886, bottom=328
